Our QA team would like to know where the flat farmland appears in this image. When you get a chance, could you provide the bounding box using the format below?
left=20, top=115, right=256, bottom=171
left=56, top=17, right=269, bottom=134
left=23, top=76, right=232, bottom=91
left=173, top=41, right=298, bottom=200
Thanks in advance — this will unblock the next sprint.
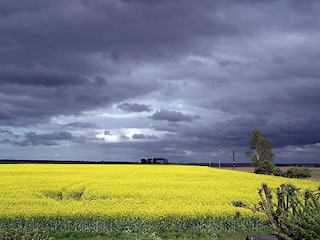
left=1, top=164, right=318, bottom=220
left=0, top=164, right=319, bottom=239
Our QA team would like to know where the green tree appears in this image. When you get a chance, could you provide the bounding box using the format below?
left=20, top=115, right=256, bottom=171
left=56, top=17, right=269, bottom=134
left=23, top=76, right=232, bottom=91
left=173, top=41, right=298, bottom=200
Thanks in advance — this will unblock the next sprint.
left=245, top=129, right=274, bottom=169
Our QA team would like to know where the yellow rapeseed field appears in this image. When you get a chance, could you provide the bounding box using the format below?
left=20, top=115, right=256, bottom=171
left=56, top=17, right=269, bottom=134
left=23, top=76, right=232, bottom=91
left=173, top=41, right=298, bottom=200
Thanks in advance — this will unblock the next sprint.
left=0, top=164, right=318, bottom=220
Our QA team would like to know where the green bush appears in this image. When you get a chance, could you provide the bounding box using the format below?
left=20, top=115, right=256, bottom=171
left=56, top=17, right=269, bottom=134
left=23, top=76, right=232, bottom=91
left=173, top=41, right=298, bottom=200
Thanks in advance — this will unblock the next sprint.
left=254, top=160, right=275, bottom=175
left=297, top=167, right=311, bottom=178
left=233, top=183, right=320, bottom=240
left=272, top=167, right=283, bottom=177
left=284, top=168, right=298, bottom=178
left=284, top=168, right=311, bottom=179
left=255, top=164, right=312, bottom=179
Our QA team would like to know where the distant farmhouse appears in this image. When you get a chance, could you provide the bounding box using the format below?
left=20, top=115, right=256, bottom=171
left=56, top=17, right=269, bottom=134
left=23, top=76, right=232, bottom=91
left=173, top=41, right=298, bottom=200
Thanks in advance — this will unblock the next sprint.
left=140, top=158, right=169, bottom=164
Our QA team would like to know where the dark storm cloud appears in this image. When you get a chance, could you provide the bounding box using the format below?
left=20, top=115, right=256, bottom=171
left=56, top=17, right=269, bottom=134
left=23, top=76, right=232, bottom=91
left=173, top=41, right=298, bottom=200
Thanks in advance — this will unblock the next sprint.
left=0, top=128, right=17, bottom=141
left=0, top=109, right=13, bottom=120
left=151, top=110, right=195, bottom=122
left=117, top=103, right=152, bottom=113
left=0, top=67, right=154, bottom=126
left=1, top=0, right=320, bottom=163
left=1, top=0, right=320, bottom=68
left=268, top=118, right=320, bottom=148
left=1, top=130, right=74, bottom=147
left=27, top=131, right=72, bottom=143
left=0, top=128, right=20, bottom=145
left=0, top=0, right=298, bottom=69
left=211, top=82, right=320, bottom=148
left=22, top=131, right=73, bottom=146
left=0, top=65, right=88, bottom=86
left=25, top=131, right=73, bottom=147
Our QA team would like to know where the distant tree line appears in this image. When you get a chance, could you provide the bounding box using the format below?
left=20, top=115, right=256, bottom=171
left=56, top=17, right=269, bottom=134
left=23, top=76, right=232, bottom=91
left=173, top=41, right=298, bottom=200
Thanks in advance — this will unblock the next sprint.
left=141, top=158, right=169, bottom=164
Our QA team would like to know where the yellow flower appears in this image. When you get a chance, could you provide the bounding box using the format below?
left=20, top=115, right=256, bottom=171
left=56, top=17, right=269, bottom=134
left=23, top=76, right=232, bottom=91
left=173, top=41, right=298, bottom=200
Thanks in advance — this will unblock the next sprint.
left=0, top=164, right=317, bottom=220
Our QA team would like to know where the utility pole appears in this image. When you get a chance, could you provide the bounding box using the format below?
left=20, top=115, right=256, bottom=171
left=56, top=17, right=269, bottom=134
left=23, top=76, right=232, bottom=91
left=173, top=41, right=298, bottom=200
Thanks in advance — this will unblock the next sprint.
left=232, top=150, right=236, bottom=170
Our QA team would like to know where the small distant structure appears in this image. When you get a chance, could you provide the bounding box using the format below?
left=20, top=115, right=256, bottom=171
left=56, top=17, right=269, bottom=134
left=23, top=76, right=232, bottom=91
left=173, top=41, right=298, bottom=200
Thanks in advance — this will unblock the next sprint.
left=141, top=158, right=169, bottom=164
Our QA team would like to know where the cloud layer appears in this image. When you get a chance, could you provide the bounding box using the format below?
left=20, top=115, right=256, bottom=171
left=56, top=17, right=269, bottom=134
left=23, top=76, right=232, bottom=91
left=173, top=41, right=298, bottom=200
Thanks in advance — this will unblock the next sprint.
left=1, top=0, right=320, bottom=163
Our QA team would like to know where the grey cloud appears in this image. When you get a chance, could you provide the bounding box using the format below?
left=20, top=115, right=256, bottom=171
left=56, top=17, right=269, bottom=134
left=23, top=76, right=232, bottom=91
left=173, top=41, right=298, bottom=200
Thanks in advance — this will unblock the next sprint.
left=208, top=82, right=320, bottom=148
left=120, top=134, right=130, bottom=140
left=0, top=128, right=17, bottom=143
left=151, top=122, right=181, bottom=133
left=0, top=71, right=156, bottom=126
left=0, top=1, right=54, bottom=17
left=132, top=133, right=158, bottom=140
left=0, top=109, right=14, bottom=120
left=1, top=130, right=74, bottom=147
left=0, top=128, right=12, bottom=134
left=0, top=135, right=23, bottom=146
left=24, top=131, right=73, bottom=146
left=151, top=110, right=194, bottom=122
left=1, top=0, right=294, bottom=69
left=64, top=122, right=98, bottom=129
left=284, top=84, right=320, bottom=110
left=0, top=65, right=89, bottom=87
left=213, top=82, right=320, bottom=119
left=268, top=118, right=320, bottom=148
left=93, top=76, right=108, bottom=86
left=117, top=103, right=152, bottom=112
left=218, top=60, right=240, bottom=67
left=104, top=131, right=112, bottom=135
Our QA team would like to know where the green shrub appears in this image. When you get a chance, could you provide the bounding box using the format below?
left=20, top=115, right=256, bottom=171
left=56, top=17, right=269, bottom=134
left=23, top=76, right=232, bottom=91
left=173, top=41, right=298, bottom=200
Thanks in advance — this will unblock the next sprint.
left=233, top=183, right=320, bottom=240
left=284, top=168, right=298, bottom=178
left=254, top=160, right=275, bottom=175
left=272, top=167, right=283, bottom=177
left=297, top=167, right=311, bottom=178
left=255, top=165, right=312, bottom=179
left=284, top=168, right=311, bottom=179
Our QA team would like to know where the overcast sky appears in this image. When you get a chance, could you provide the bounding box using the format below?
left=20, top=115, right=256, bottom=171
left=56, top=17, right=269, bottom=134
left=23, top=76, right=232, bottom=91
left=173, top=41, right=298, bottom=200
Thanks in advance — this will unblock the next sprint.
left=1, top=0, right=320, bottom=164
